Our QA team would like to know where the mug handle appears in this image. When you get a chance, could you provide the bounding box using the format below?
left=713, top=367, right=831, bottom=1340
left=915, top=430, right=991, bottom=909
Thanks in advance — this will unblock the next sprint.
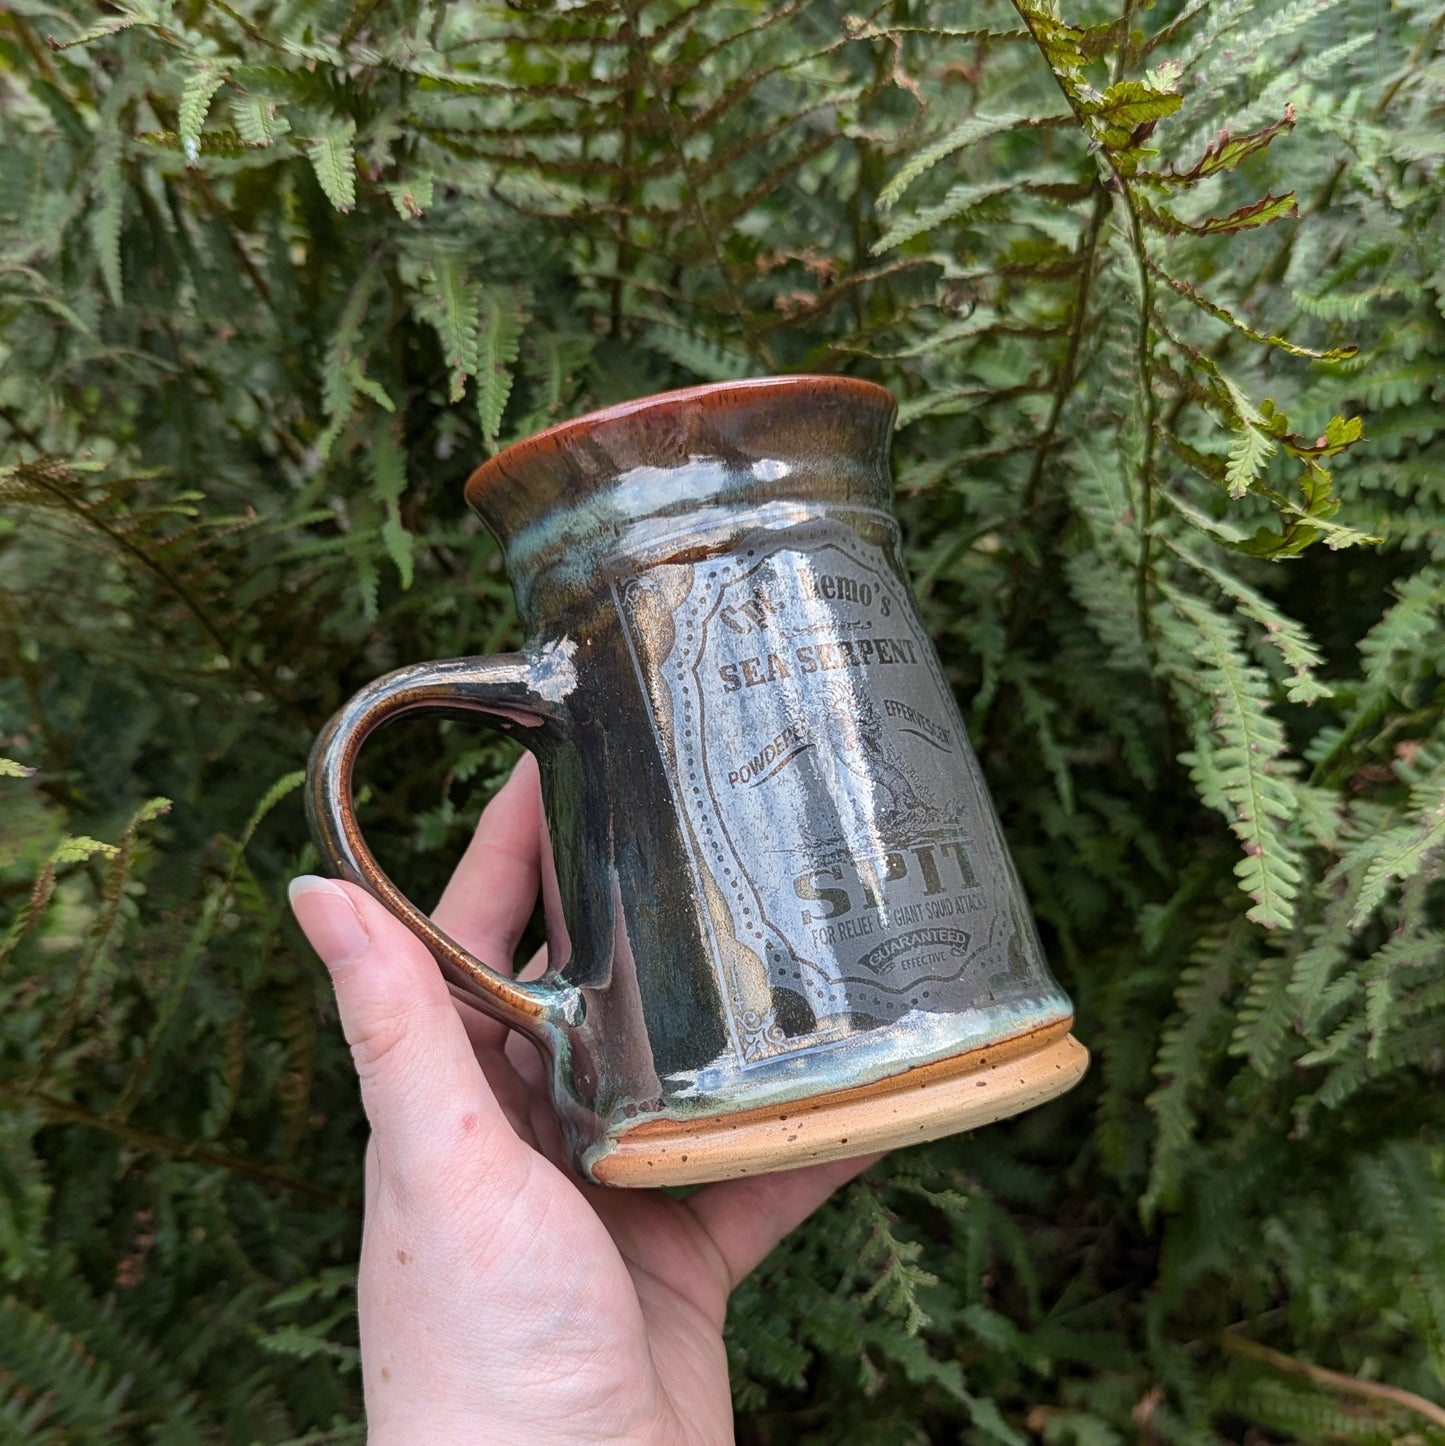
left=305, top=653, right=581, bottom=1041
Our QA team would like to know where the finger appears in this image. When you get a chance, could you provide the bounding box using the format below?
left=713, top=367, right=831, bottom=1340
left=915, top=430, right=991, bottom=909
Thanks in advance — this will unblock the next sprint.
left=289, top=875, right=528, bottom=1197
left=683, top=1153, right=883, bottom=1291
left=432, top=751, right=544, bottom=978
left=433, top=753, right=546, bottom=1054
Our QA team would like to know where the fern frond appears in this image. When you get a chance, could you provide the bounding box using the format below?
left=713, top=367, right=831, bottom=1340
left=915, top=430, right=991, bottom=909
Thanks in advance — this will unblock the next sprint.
left=1179, top=0, right=1355, bottom=116
left=369, top=424, right=413, bottom=589
left=1143, top=925, right=1243, bottom=1217
left=1152, top=261, right=1357, bottom=362
left=1301, top=1017, right=1445, bottom=1116
left=1224, top=420, right=1275, bottom=501
left=0, top=1375, right=62, bottom=1443
left=1359, top=574, right=1445, bottom=699
left=1141, top=105, right=1296, bottom=187
left=872, top=172, right=1082, bottom=255
left=1313, top=574, right=1445, bottom=781
left=1163, top=589, right=1302, bottom=929
left=1, top=830, right=121, bottom=972
left=1228, top=948, right=1296, bottom=1079
left=317, top=266, right=390, bottom=457
left=36, top=1250, right=200, bottom=1425
left=1165, top=539, right=1332, bottom=703
left=1355, top=1144, right=1445, bottom=1351
left=1168, top=0, right=1262, bottom=76
left=1013, top=669, right=1076, bottom=814
left=1287, top=924, right=1356, bottom=1039
left=30, top=795, right=171, bottom=1086
left=0, top=1107, right=49, bottom=1282
left=1225, top=1372, right=1411, bottom=1442
left=179, top=65, right=226, bottom=163
left=383, top=172, right=433, bottom=219
left=413, top=254, right=481, bottom=403
left=878, top=112, right=1070, bottom=210
left=1349, top=792, right=1445, bottom=927
left=110, top=776, right=296, bottom=1121
left=850, top=1190, right=937, bottom=1336
left=475, top=288, right=524, bottom=452
left=89, top=132, right=124, bottom=306
left=232, top=94, right=290, bottom=145
left=639, top=324, right=752, bottom=383
left=0, top=1294, right=130, bottom=1428
left=306, top=119, right=357, bottom=212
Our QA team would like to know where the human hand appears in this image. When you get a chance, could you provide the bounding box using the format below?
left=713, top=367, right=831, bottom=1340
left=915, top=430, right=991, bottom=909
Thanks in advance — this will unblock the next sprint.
left=290, top=753, right=875, bottom=1444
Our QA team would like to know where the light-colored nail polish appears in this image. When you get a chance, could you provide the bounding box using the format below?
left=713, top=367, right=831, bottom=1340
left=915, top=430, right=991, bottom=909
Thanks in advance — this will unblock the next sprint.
left=288, top=875, right=371, bottom=966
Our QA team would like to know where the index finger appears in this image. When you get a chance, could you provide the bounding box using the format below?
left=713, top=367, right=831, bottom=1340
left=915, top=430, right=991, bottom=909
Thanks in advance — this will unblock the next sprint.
left=431, top=751, right=545, bottom=1050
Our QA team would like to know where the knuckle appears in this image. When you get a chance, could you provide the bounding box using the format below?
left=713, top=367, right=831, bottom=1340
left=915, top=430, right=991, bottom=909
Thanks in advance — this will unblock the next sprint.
left=344, top=996, right=428, bottom=1077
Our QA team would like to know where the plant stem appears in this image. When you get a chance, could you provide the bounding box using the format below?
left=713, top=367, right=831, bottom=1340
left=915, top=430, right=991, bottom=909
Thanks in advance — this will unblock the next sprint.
left=1126, top=194, right=1158, bottom=643
left=0, top=1079, right=346, bottom=1206
left=1218, top=1333, right=1445, bottom=1432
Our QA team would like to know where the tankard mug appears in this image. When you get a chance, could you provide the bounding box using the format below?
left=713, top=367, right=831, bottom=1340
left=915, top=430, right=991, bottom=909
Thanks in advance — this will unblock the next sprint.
left=306, top=376, right=1087, bottom=1185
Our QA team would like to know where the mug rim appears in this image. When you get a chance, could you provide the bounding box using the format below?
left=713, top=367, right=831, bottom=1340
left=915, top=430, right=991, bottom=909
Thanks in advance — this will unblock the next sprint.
left=465, top=373, right=895, bottom=506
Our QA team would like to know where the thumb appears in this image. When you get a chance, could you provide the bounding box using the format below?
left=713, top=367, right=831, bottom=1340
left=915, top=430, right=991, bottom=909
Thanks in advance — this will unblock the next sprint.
left=289, top=875, right=521, bottom=1190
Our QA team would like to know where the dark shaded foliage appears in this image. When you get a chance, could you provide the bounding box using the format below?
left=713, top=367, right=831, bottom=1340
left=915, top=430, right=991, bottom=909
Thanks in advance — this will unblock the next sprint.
left=2, top=0, right=1443, bottom=1440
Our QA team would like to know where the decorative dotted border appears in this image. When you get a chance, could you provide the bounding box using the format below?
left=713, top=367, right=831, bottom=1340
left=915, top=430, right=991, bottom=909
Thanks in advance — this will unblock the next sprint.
left=616, top=517, right=1039, bottom=1071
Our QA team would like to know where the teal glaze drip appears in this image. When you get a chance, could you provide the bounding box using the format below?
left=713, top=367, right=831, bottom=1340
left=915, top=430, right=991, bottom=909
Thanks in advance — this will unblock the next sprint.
left=576, top=988, right=1077, bottom=1183
left=658, top=987, right=1074, bottom=1107
left=504, top=482, right=893, bottom=626
left=313, top=378, right=1085, bottom=1187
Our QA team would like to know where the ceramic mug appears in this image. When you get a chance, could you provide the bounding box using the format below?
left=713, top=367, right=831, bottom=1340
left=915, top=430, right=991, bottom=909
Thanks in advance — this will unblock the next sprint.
left=306, top=376, right=1087, bottom=1185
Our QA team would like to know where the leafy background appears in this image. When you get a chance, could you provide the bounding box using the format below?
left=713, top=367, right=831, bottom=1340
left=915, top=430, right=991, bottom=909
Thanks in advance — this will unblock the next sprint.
left=2, top=0, right=1444, bottom=1440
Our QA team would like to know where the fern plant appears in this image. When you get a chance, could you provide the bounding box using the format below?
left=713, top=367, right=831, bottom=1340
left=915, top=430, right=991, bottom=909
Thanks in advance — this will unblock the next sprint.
left=2, top=0, right=1443, bottom=1440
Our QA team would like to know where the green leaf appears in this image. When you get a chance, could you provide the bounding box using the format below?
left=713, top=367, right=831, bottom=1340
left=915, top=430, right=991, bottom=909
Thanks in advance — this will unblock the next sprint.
left=52, top=21, right=133, bottom=52
left=878, top=113, right=1067, bottom=210
left=1144, top=104, right=1296, bottom=186
left=1151, top=262, right=1359, bottom=361
left=1165, top=589, right=1301, bottom=929
left=370, top=422, right=415, bottom=590
left=1083, top=78, right=1183, bottom=141
left=88, top=133, right=124, bottom=306
left=1166, top=538, right=1333, bottom=703
left=178, top=66, right=226, bottom=164
left=1350, top=787, right=1445, bottom=927
left=1229, top=949, right=1296, bottom=1078
left=317, top=267, right=388, bottom=456
left=1195, top=191, right=1300, bottom=235
left=415, top=255, right=481, bottom=403
left=1143, top=927, right=1240, bottom=1216
left=872, top=179, right=1017, bottom=254
left=639, top=325, right=752, bottom=383
left=475, top=289, right=524, bottom=452
left=383, top=174, right=434, bottom=219
left=379, top=512, right=414, bottom=590
left=1225, top=422, right=1275, bottom=500
left=232, top=95, right=289, bottom=146
left=307, top=120, right=357, bottom=213
left=237, top=770, right=305, bottom=852
left=1140, top=191, right=1299, bottom=237
left=369, top=426, right=407, bottom=507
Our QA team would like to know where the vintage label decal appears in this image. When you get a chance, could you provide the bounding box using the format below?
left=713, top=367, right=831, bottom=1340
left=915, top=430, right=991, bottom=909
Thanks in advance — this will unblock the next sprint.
left=616, top=521, right=1036, bottom=1066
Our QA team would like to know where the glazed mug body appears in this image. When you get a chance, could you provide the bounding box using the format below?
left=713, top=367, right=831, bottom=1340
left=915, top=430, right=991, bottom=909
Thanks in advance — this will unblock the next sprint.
left=307, top=377, right=1086, bottom=1184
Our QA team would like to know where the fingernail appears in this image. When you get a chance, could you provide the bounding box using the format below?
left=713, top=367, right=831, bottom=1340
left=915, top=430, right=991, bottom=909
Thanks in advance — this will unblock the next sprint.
left=506, top=750, right=539, bottom=786
left=289, top=875, right=370, bottom=966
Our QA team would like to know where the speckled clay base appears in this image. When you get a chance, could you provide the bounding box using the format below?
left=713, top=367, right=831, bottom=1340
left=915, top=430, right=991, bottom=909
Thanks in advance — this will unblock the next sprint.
left=589, top=1023, right=1088, bottom=1187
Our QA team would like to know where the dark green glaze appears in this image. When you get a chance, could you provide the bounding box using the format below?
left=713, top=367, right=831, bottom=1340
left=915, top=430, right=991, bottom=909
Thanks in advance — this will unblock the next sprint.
left=307, top=377, right=1076, bottom=1182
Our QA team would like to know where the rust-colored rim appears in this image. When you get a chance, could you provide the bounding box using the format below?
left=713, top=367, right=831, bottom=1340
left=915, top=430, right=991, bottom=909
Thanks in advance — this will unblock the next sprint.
left=465, top=374, right=894, bottom=504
